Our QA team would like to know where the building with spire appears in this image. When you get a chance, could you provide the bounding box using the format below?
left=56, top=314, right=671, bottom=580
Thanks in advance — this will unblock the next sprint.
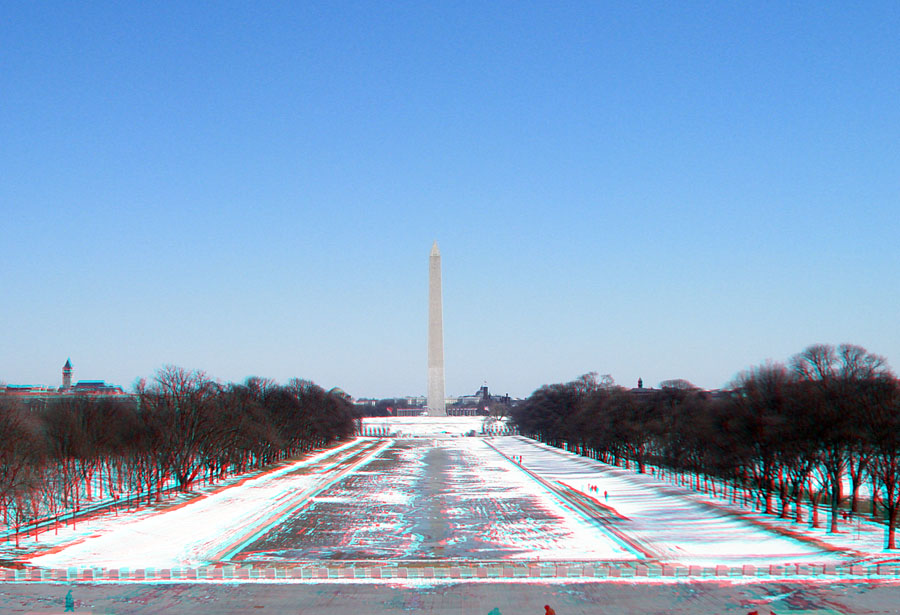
left=62, top=358, right=73, bottom=390
left=0, top=358, right=126, bottom=402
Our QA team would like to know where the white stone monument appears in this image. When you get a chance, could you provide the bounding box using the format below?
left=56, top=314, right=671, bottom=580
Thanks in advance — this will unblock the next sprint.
left=427, top=241, right=446, bottom=416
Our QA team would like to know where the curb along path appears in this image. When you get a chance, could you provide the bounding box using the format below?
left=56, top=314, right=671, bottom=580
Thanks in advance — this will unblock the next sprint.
left=521, top=438, right=866, bottom=563
left=18, top=439, right=387, bottom=567
left=482, top=439, right=658, bottom=561
left=214, top=439, right=393, bottom=562
left=6, top=561, right=900, bottom=582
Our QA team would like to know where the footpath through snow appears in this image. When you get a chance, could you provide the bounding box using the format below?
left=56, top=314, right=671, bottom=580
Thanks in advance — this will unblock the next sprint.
left=20, top=439, right=387, bottom=569
left=489, top=437, right=852, bottom=567
left=8, top=434, right=891, bottom=573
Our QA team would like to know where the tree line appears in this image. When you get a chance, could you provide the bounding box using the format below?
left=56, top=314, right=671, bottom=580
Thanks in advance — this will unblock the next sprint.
left=0, top=366, right=357, bottom=545
left=511, top=344, right=900, bottom=549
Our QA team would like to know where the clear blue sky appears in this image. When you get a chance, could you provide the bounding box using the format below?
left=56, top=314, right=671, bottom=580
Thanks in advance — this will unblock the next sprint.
left=2, top=2, right=898, bottom=398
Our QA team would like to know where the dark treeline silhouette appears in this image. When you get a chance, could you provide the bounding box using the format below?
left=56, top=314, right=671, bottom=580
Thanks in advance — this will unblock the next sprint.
left=0, top=366, right=357, bottom=545
left=511, top=344, right=900, bottom=549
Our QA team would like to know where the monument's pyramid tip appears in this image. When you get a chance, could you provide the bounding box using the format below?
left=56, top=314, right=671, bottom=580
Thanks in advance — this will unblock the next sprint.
left=431, top=240, right=440, bottom=256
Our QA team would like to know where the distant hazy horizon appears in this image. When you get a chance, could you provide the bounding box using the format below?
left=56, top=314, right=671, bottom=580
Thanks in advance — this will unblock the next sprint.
left=3, top=4, right=898, bottom=399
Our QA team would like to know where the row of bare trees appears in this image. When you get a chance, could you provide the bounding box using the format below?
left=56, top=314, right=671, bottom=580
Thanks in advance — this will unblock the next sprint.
left=0, top=366, right=357, bottom=543
left=512, top=344, right=900, bottom=549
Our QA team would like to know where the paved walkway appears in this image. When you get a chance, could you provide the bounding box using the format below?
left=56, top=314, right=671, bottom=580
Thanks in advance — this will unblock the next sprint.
left=1, top=580, right=898, bottom=614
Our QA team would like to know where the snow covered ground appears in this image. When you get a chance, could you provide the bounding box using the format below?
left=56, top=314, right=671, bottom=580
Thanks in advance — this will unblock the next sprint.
left=359, top=416, right=497, bottom=436
left=497, top=439, right=900, bottom=565
left=490, top=438, right=846, bottom=566
left=23, top=439, right=388, bottom=569
left=6, top=429, right=881, bottom=571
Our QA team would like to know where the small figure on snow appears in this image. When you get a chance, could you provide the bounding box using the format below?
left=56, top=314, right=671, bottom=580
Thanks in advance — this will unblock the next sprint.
left=604, top=490, right=608, bottom=501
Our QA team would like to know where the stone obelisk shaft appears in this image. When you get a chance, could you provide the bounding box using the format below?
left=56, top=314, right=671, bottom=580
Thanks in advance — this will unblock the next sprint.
left=427, top=241, right=446, bottom=416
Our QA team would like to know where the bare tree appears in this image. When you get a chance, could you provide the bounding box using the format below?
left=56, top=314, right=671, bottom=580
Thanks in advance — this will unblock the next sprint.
left=863, top=377, right=900, bottom=548
left=0, top=397, right=45, bottom=545
left=728, top=363, right=793, bottom=514
left=659, top=379, right=698, bottom=391
left=139, top=366, right=219, bottom=492
left=791, top=344, right=893, bottom=532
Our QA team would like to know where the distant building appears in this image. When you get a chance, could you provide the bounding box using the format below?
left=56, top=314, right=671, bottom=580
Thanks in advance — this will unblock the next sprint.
left=448, top=384, right=514, bottom=416
left=0, top=385, right=58, bottom=396
left=62, top=358, right=73, bottom=390
left=70, top=380, right=126, bottom=396
left=353, top=387, right=520, bottom=418
left=628, top=378, right=727, bottom=400
left=0, top=358, right=127, bottom=402
left=629, top=377, right=656, bottom=397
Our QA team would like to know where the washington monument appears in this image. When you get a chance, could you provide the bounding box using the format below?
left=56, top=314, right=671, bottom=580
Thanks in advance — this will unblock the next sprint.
left=427, top=241, right=446, bottom=416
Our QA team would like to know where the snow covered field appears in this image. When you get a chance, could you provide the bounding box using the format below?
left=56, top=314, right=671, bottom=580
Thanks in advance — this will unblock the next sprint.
left=490, top=438, right=845, bottom=566
left=358, top=416, right=498, bottom=436
left=25, top=439, right=388, bottom=569
left=8, top=424, right=865, bottom=571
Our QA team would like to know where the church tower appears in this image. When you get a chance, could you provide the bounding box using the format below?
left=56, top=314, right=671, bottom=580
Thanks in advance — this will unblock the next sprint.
left=62, top=358, right=73, bottom=390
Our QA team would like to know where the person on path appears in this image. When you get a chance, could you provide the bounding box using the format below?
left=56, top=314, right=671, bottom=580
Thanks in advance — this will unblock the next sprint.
left=488, top=608, right=502, bottom=615
left=64, top=589, right=74, bottom=612
left=544, top=604, right=556, bottom=615
left=604, top=490, right=608, bottom=501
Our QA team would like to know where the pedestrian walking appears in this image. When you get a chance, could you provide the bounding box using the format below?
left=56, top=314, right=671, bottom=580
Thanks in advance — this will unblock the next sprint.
left=64, top=589, right=74, bottom=612
left=604, top=490, right=608, bottom=501
left=544, top=604, right=556, bottom=615
left=488, top=608, right=502, bottom=615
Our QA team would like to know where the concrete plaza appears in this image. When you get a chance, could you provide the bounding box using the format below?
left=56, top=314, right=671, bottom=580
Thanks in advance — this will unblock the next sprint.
left=2, top=579, right=899, bottom=614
